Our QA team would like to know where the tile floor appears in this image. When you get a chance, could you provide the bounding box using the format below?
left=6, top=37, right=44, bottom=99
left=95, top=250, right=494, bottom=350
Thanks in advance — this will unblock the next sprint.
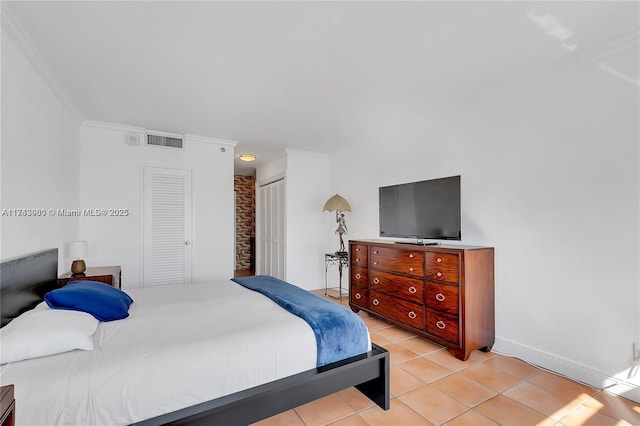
left=253, top=291, right=640, bottom=426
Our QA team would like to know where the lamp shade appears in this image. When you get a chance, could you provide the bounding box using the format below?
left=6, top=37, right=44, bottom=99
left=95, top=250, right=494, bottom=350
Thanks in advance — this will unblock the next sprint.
left=68, top=240, right=89, bottom=259
left=322, top=194, right=351, bottom=212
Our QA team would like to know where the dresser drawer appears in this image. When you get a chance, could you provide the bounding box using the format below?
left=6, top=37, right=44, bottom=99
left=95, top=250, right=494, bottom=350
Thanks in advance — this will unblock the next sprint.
left=426, top=282, right=459, bottom=314
left=370, top=247, right=424, bottom=277
left=350, top=286, right=369, bottom=309
left=351, top=267, right=369, bottom=288
left=426, top=309, right=459, bottom=343
left=370, top=270, right=424, bottom=305
left=426, top=252, right=459, bottom=284
left=351, top=245, right=368, bottom=267
left=370, top=291, right=424, bottom=329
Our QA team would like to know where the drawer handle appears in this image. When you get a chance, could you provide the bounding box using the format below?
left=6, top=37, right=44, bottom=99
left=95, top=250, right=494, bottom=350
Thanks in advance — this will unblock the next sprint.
left=355, top=293, right=362, bottom=300
left=355, top=273, right=362, bottom=279
left=409, top=253, right=414, bottom=258
left=437, top=257, right=442, bottom=263
left=435, top=293, right=445, bottom=302
left=408, top=311, right=417, bottom=319
left=374, top=250, right=378, bottom=255
left=437, top=271, right=443, bottom=277
left=372, top=299, right=379, bottom=306
left=408, top=286, right=417, bottom=294
left=373, top=261, right=378, bottom=265
left=373, top=277, right=380, bottom=284
left=355, top=258, right=360, bottom=262
left=356, top=248, right=360, bottom=252
left=436, top=320, right=446, bottom=329
left=409, top=267, right=414, bottom=272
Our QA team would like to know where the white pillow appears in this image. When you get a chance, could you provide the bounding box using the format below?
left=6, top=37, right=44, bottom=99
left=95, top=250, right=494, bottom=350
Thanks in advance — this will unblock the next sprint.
left=0, top=306, right=99, bottom=364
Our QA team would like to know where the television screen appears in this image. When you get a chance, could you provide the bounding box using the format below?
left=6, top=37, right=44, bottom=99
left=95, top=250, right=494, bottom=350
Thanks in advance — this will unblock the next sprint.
left=379, top=175, right=461, bottom=241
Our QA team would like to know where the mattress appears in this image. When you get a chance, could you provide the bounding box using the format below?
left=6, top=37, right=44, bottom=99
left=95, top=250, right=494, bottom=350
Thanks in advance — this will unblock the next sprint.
left=0, top=280, right=344, bottom=425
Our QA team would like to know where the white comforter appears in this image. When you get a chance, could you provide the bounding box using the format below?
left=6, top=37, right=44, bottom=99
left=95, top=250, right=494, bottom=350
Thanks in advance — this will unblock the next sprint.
left=0, top=281, right=321, bottom=425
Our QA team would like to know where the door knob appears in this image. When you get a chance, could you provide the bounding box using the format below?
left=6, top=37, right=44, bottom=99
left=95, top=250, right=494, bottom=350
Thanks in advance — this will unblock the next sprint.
left=185, top=241, right=191, bottom=245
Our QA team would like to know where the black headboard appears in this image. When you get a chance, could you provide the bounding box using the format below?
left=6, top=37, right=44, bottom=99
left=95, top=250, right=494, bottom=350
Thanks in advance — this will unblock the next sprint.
left=0, top=248, right=58, bottom=327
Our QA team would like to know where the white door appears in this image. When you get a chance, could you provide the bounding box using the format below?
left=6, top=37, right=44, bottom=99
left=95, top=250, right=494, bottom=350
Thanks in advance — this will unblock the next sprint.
left=256, top=178, right=285, bottom=279
left=142, top=166, right=192, bottom=286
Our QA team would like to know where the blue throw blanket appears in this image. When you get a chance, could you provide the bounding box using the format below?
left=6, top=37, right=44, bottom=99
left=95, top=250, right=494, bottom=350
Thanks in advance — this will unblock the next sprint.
left=231, top=275, right=369, bottom=367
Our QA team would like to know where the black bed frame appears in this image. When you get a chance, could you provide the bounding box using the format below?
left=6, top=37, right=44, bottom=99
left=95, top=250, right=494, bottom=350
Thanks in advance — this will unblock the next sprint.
left=0, top=249, right=390, bottom=425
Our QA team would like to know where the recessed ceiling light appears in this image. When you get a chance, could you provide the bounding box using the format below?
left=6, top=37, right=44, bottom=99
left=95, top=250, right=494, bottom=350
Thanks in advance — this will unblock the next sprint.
left=239, top=154, right=257, bottom=162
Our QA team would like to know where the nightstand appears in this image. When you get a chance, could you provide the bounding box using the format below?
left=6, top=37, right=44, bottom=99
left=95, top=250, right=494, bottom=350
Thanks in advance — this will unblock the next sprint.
left=58, top=266, right=122, bottom=289
left=1, top=385, right=15, bottom=426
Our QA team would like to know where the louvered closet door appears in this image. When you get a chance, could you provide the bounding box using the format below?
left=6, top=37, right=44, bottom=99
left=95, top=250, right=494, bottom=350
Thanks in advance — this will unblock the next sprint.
left=256, top=178, right=285, bottom=280
left=143, top=167, right=192, bottom=287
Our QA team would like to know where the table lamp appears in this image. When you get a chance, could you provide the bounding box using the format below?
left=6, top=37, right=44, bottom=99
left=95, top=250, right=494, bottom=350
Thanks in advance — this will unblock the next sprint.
left=68, top=240, right=89, bottom=275
left=322, top=194, right=351, bottom=255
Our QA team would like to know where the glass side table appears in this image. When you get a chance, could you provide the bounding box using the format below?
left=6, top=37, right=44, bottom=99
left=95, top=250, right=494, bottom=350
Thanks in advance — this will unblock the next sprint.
left=324, top=252, right=349, bottom=301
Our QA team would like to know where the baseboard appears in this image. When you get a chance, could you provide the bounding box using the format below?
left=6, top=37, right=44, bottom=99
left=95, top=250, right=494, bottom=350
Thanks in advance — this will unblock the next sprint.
left=494, top=337, right=640, bottom=403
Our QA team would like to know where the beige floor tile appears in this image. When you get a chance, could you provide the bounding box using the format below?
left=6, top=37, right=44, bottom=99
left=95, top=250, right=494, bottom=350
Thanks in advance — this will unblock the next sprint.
left=251, top=409, right=303, bottom=426
left=385, top=342, right=421, bottom=364
left=390, top=365, right=427, bottom=397
left=460, top=362, right=522, bottom=392
left=397, top=336, right=444, bottom=355
left=559, top=404, right=624, bottom=426
left=368, top=331, right=392, bottom=346
left=425, top=348, right=477, bottom=372
left=337, top=387, right=376, bottom=412
left=444, top=410, right=499, bottom=426
left=583, top=391, right=640, bottom=425
left=295, top=394, right=355, bottom=426
left=328, top=414, right=370, bottom=426
left=504, top=381, right=588, bottom=421
left=474, top=394, right=549, bottom=425
left=374, top=325, right=417, bottom=342
left=400, top=356, right=454, bottom=383
left=432, top=372, right=498, bottom=407
left=468, top=349, right=497, bottom=362
left=526, top=371, right=598, bottom=400
left=317, top=292, right=634, bottom=426
left=483, top=355, right=541, bottom=381
left=399, top=385, right=469, bottom=425
left=363, top=317, right=394, bottom=331
left=359, top=399, right=434, bottom=425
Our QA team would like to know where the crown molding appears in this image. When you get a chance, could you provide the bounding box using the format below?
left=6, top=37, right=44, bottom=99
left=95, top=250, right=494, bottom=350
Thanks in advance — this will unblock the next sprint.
left=285, top=148, right=329, bottom=159
left=1, top=3, right=84, bottom=123
left=184, top=133, right=238, bottom=147
left=82, top=120, right=146, bottom=133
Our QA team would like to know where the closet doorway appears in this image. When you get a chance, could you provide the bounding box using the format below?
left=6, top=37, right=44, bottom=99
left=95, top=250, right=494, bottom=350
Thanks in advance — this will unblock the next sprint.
left=256, top=178, right=285, bottom=280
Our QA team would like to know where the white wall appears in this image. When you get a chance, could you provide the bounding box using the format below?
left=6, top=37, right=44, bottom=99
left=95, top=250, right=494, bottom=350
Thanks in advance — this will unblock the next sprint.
left=78, top=123, right=237, bottom=289
left=330, top=39, right=639, bottom=398
left=284, top=149, right=332, bottom=290
left=0, top=26, right=80, bottom=272
left=256, top=149, right=331, bottom=290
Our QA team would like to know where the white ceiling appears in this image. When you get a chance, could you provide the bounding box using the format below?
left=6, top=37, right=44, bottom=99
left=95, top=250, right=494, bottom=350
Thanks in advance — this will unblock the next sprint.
left=5, top=1, right=639, bottom=175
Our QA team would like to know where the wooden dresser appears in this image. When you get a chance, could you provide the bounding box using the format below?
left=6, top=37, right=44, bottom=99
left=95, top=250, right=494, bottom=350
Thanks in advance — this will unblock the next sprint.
left=349, top=239, right=494, bottom=361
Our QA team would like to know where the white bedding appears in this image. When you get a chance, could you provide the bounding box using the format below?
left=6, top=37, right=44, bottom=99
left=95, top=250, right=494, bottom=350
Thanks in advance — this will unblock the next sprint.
left=0, top=280, right=349, bottom=425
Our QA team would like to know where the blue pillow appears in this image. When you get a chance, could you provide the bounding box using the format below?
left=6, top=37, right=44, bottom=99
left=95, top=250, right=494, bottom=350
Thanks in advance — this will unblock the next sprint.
left=45, top=281, right=134, bottom=322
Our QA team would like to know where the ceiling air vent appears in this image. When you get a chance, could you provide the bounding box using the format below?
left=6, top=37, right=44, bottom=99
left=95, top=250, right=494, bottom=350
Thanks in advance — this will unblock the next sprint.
left=146, top=132, right=184, bottom=149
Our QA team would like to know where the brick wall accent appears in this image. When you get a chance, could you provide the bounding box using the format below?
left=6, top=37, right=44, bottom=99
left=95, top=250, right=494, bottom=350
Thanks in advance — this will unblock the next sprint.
left=234, top=175, right=256, bottom=270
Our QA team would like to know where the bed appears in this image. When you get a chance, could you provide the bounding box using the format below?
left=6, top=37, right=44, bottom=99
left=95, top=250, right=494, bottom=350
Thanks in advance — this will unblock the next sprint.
left=0, top=249, right=389, bottom=425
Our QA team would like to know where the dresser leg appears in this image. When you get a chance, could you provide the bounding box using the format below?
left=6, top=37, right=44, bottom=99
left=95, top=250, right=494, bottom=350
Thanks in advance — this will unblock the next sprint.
left=449, top=348, right=470, bottom=361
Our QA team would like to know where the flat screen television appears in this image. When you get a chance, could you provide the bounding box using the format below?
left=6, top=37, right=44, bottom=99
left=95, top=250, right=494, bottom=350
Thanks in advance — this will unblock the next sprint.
left=379, top=175, right=461, bottom=242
